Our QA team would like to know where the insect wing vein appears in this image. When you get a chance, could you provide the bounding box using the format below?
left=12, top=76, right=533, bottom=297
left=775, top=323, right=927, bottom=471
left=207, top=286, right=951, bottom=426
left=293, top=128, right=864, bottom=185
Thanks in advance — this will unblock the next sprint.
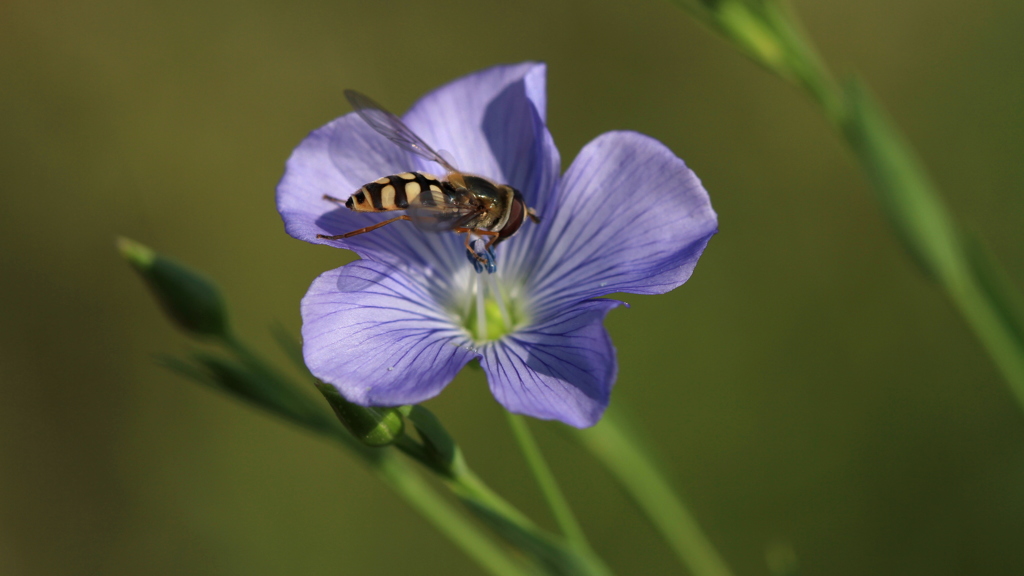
left=407, top=194, right=481, bottom=233
left=344, top=90, right=458, bottom=173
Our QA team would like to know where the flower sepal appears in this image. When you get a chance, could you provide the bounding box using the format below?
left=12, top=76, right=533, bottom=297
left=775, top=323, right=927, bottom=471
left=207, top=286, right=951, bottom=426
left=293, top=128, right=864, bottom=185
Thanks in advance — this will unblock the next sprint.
left=399, top=405, right=460, bottom=476
left=315, top=382, right=406, bottom=447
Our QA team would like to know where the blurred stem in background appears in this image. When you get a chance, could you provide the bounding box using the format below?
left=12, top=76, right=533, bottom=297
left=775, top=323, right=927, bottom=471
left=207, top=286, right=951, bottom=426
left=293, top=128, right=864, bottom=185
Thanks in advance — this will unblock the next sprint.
left=571, top=411, right=735, bottom=576
left=659, top=0, right=1024, bottom=407
left=563, top=0, right=1024, bottom=572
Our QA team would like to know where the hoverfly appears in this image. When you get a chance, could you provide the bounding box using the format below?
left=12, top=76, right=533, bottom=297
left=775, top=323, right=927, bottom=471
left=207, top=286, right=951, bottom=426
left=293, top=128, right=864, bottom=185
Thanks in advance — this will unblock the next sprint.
left=317, top=90, right=539, bottom=272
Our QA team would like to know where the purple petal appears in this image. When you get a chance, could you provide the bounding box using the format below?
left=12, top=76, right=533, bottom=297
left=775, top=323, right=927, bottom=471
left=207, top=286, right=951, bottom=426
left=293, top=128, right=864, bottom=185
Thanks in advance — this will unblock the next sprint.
left=403, top=62, right=561, bottom=217
left=276, top=114, right=467, bottom=285
left=301, top=260, right=478, bottom=406
left=481, top=299, right=622, bottom=428
left=525, top=131, right=717, bottom=317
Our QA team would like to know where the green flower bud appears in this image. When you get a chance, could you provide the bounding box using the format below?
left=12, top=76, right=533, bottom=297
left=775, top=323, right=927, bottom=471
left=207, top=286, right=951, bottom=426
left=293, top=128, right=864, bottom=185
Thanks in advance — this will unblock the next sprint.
left=315, top=382, right=405, bottom=447
left=118, top=237, right=229, bottom=339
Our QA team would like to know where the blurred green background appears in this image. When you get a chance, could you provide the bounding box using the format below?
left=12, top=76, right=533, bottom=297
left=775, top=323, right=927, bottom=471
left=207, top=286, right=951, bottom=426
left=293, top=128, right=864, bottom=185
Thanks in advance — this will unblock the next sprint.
left=3, top=0, right=1024, bottom=574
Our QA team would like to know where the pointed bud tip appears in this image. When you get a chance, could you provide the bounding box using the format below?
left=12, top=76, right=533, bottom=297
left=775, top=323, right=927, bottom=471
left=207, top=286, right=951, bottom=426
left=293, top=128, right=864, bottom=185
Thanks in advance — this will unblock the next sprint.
left=118, top=237, right=229, bottom=339
left=117, top=237, right=156, bottom=269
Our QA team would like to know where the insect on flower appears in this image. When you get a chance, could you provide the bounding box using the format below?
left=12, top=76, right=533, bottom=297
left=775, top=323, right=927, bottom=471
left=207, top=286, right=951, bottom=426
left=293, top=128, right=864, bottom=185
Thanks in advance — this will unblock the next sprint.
left=277, top=63, right=718, bottom=427
left=317, top=90, right=540, bottom=273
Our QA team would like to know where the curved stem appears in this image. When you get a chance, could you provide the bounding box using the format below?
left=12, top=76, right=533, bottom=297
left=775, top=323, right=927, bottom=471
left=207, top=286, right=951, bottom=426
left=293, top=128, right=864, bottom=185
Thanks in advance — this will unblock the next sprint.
left=214, top=332, right=534, bottom=576
left=506, top=413, right=608, bottom=574
left=506, top=414, right=587, bottom=547
left=280, top=341, right=608, bottom=575
left=572, top=409, right=734, bottom=576
left=666, top=0, right=1024, bottom=414
left=374, top=452, right=534, bottom=576
left=407, top=429, right=613, bottom=575
left=395, top=404, right=611, bottom=575
left=769, top=2, right=1024, bottom=411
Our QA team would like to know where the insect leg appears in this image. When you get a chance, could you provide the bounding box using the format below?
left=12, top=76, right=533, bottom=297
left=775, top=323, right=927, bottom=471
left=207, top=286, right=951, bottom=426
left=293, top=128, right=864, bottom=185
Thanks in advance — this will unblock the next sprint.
left=322, top=194, right=346, bottom=204
left=317, top=215, right=412, bottom=240
left=455, top=229, right=500, bottom=251
left=455, top=229, right=500, bottom=273
left=461, top=230, right=475, bottom=254
left=460, top=232, right=485, bottom=273
left=480, top=230, right=502, bottom=250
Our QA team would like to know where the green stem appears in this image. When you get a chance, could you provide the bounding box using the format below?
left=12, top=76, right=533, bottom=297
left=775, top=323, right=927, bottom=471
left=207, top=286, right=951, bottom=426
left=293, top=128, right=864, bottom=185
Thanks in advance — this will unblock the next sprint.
left=762, top=2, right=844, bottom=121
left=668, top=0, right=1024, bottom=411
left=444, top=465, right=587, bottom=573
left=506, top=414, right=591, bottom=553
left=572, top=409, right=734, bottom=576
left=765, top=3, right=1024, bottom=409
left=372, top=451, right=534, bottom=576
left=214, top=334, right=536, bottom=576
left=836, top=81, right=1024, bottom=407
left=450, top=464, right=545, bottom=530
left=398, top=422, right=612, bottom=576
left=268, top=331, right=603, bottom=575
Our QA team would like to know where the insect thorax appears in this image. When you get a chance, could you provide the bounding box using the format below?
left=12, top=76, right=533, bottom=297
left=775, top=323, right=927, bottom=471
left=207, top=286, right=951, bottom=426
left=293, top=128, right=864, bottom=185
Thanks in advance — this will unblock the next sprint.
left=453, top=175, right=513, bottom=231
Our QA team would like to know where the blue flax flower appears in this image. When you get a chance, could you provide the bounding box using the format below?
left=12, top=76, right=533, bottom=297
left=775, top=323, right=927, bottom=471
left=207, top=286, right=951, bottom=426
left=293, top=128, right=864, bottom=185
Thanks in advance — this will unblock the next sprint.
left=277, top=63, right=717, bottom=427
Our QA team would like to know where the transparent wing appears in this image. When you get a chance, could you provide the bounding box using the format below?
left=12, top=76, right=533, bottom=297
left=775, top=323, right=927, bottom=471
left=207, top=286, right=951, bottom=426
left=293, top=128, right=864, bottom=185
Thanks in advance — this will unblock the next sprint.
left=344, top=90, right=458, bottom=173
left=406, top=188, right=483, bottom=233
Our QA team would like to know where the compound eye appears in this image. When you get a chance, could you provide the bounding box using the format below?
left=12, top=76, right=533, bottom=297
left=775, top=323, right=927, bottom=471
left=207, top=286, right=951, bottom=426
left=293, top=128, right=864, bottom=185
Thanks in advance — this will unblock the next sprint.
left=497, top=197, right=525, bottom=243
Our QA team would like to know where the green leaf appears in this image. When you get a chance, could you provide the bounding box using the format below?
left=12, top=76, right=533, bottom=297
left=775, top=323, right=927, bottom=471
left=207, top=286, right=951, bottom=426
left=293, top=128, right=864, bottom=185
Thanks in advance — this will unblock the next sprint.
left=963, top=234, right=1024, bottom=352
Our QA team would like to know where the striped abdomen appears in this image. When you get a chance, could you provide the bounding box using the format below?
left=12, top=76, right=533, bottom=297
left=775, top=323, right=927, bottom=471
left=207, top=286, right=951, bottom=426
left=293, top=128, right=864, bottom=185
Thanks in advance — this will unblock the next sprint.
left=346, top=171, right=449, bottom=212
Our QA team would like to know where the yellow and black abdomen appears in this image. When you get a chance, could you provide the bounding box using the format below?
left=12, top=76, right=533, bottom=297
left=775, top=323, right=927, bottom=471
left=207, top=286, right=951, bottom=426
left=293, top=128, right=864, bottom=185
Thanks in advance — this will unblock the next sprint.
left=346, top=172, right=448, bottom=212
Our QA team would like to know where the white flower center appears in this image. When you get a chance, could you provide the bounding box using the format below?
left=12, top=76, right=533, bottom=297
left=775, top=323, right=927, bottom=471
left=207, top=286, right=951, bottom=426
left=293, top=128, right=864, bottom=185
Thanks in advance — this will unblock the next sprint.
left=456, top=271, right=529, bottom=343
